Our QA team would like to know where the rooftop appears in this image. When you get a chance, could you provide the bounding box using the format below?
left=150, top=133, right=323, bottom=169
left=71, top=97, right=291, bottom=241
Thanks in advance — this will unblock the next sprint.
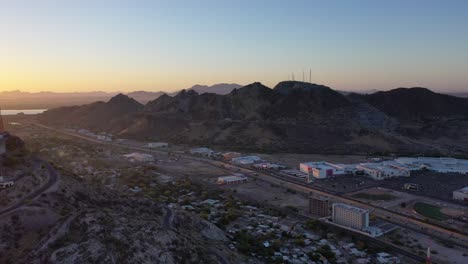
left=333, top=203, right=369, bottom=214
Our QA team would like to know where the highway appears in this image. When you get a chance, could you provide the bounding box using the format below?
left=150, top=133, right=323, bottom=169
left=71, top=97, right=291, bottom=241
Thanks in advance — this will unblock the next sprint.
left=30, top=123, right=468, bottom=250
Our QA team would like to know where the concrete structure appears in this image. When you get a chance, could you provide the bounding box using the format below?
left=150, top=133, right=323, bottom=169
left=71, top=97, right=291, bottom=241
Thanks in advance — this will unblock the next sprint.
left=376, top=252, right=400, bottom=264
left=189, top=147, right=214, bottom=157
left=453, top=187, right=468, bottom=202
left=217, top=174, right=248, bottom=185
left=147, top=142, right=168, bottom=148
left=123, top=153, right=154, bottom=162
left=309, top=196, right=330, bottom=217
left=222, top=152, right=241, bottom=161
left=357, top=162, right=410, bottom=180
left=332, top=203, right=369, bottom=230
left=231, top=156, right=261, bottom=165
left=0, top=134, right=6, bottom=155
left=300, top=162, right=348, bottom=180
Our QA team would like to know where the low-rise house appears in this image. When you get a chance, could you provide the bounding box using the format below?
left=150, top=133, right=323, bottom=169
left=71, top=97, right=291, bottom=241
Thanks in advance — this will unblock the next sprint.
left=189, top=147, right=214, bottom=157
left=217, top=175, right=248, bottom=185
left=147, top=142, right=169, bottom=148
left=123, top=153, right=154, bottom=162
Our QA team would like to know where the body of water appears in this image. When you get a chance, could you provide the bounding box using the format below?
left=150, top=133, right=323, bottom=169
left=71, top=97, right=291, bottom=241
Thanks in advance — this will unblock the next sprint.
left=1, top=109, right=47, bottom=115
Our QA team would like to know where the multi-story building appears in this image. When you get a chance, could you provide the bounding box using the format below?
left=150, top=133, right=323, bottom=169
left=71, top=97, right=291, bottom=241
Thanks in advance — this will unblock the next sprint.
left=309, top=196, right=330, bottom=217
left=332, top=203, right=369, bottom=230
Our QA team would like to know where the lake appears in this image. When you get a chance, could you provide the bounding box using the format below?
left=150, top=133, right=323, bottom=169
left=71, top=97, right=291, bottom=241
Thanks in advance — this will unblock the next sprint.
left=1, top=109, right=47, bottom=115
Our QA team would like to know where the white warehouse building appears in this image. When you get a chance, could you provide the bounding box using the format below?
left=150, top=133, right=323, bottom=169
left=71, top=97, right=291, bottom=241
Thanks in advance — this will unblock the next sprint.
left=453, top=187, right=468, bottom=202
left=357, top=162, right=410, bottom=180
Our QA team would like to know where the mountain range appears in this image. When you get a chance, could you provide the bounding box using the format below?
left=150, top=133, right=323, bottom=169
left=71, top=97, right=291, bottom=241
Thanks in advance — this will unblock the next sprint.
left=38, top=81, right=468, bottom=156
left=0, top=84, right=243, bottom=109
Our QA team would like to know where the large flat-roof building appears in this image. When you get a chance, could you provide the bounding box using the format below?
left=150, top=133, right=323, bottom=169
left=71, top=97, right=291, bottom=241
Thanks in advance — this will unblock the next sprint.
left=300, top=162, right=348, bottom=181
left=189, top=147, right=214, bottom=157
left=357, top=162, right=410, bottom=180
left=309, top=196, right=331, bottom=217
left=453, top=187, right=468, bottom=202
left=332, top=203, right=369, bottom=230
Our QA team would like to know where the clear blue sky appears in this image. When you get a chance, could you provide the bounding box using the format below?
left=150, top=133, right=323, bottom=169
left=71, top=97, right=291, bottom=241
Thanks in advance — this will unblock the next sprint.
left=1, top=0, right=467, bottom=92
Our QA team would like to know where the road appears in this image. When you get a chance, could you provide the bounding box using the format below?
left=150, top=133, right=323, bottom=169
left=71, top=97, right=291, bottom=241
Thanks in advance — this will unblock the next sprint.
left=0, top=158, right=59, bottom=216
left=30, top=122, right=468, bottom=249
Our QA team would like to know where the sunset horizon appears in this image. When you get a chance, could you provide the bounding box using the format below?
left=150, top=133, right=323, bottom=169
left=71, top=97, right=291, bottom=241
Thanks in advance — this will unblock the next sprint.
left=2, top=1, right=467, bottom=93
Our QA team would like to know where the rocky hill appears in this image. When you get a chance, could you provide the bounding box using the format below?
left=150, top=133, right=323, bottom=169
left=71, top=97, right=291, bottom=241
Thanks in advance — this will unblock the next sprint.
left=38, top=82, right=468, bottom=156
left=0, top=161, right=245, bottom=264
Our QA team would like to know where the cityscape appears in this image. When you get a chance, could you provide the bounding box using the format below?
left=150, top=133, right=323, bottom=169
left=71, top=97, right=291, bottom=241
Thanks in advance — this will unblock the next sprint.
left=1, top=1, right=468, bottom=264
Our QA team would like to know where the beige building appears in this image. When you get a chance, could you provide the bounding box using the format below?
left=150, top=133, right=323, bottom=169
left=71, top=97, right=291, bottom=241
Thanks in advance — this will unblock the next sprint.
left=332, top=203, right=369, bottom=230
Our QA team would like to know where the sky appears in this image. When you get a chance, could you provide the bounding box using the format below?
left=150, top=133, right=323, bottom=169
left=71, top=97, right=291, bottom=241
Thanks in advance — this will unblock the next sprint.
left=1, top=0, right=467, bottom=93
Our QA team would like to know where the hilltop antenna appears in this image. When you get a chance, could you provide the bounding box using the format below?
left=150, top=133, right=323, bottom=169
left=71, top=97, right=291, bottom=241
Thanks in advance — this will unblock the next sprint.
left=292, top=72, right=295, bottom=81
left=309, top=69, right=312, bottom=83
left=302, top=70, right=304, bottom=82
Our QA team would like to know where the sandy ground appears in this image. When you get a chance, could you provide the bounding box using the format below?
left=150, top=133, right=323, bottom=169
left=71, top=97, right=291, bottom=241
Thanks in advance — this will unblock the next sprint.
left=387, top=229, right=468, bottom=264
left=220, top=179, right=309, bottom=213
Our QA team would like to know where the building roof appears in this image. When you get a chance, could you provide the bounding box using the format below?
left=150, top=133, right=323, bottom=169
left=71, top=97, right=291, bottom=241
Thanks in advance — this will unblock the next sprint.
left=455, top=186, right=468, bottom=194
left=218, top=175, right=247, bottom=181
left=333, top=203, right=369, bottom=214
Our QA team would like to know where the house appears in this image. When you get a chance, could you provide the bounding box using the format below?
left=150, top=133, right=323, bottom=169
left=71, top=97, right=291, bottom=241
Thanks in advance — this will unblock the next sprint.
left=123, top=153, right=154, bottom=162
left=222, top=152, right=242, bottom=161
left=0, top=176, right=14, bottom=188
left=189, top=147, right=214, bottom=157
left=217, top=175, right=248, bottom=185
left=147, top=142, right=169, bottom=148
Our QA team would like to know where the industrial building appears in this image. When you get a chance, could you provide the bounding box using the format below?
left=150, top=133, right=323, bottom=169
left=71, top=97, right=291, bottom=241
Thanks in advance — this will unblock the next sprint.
left=123, top=153, right=154, bottom=162
left=453, top=187, right=468, bottom=202
left=309, top=196, right=331, bottom=217
left=332, top=203, right=369, bottom=230
left=217, top=174, right=248, bottom=185
left=189, top=147, right=214, bottom=157
left=356, top=162, right=410, bottom=180
left=231, top=156, right=261, bottom=165
left=147, top=142, right=169, bottom=148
